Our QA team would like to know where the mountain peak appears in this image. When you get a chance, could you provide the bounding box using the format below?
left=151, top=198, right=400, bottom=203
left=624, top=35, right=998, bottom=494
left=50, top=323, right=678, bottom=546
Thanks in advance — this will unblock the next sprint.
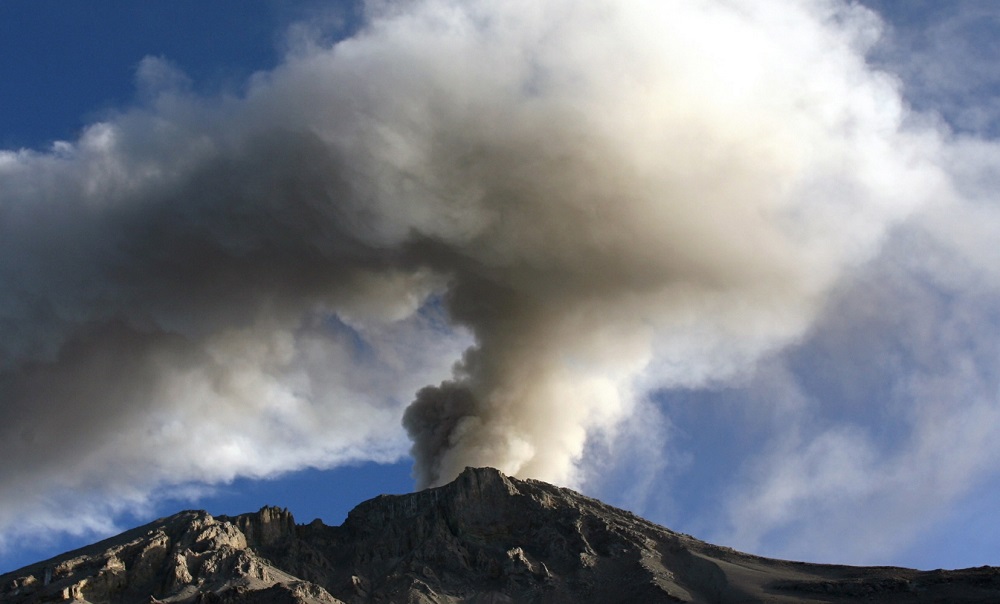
left=225, top=505, right=298, bottom=550
left=454, top=465, right=520, bottom=493
left=3, top=469, right=1000, bottom=603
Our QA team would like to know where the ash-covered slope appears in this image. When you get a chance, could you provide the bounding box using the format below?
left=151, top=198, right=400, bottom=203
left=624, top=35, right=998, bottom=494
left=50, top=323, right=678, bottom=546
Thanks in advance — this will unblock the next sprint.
left=3, top=467, right=1000, bottom=603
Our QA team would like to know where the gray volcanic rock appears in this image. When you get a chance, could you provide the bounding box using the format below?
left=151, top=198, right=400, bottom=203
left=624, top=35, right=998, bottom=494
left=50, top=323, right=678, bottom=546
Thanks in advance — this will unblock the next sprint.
left=3, top=467, right=1000, bottom=603
left=0, top=508, right=341, bottom=604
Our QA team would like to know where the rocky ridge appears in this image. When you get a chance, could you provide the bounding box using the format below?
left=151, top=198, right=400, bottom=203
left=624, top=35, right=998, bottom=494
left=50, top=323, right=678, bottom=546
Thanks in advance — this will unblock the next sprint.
left=2, top=467, right=1000, bottom=603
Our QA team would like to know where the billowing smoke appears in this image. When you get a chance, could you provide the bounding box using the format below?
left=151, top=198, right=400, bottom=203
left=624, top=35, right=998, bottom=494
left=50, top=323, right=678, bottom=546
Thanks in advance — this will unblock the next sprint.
left=0, top=0, right=963, bottom=550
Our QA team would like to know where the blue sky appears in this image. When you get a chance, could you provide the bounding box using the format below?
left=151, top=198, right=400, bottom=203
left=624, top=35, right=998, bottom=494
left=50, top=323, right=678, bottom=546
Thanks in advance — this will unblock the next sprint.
left=3, top=0, right=1000, bottom=576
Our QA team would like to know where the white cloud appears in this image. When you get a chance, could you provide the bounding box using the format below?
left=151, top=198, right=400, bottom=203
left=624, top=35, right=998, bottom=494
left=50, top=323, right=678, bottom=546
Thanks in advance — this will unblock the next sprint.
left=4, top=0, right=1000, bottom=569
left=710, top=200, right=1000, bottom=563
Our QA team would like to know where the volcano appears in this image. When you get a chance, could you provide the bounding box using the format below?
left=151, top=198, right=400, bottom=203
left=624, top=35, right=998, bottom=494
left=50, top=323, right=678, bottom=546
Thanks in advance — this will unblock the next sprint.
left=2, top=467, right=998, bottom=603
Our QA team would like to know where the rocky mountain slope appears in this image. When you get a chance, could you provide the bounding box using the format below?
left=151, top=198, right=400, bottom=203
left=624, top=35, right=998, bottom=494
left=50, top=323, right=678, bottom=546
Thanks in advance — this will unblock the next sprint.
left=2, top=467, right=999, bottom=603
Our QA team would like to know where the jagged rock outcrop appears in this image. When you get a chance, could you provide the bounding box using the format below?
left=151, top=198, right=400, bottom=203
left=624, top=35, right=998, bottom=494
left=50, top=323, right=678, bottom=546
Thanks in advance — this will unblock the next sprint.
left=3, top=467, right=1000, bottom=603
left=0, top=507, right=340, bottom=604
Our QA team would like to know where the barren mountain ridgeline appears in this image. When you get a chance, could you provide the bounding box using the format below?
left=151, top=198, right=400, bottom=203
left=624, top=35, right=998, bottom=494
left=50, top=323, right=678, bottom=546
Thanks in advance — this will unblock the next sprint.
left=3, top=468, right=999, bottom=603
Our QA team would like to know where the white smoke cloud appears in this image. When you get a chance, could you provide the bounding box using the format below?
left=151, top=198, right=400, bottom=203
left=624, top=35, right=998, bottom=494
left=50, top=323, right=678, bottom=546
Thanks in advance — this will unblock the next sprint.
left=650, top=2, right=1000, bottom=566
left=2, top=0, right=994, bottom=567
left=711, top=205, right=1000, bottom=563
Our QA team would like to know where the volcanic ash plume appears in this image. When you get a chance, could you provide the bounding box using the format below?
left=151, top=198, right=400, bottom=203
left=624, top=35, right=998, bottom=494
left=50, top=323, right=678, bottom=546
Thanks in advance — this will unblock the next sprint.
left=0, top=0, right=953, bottom=542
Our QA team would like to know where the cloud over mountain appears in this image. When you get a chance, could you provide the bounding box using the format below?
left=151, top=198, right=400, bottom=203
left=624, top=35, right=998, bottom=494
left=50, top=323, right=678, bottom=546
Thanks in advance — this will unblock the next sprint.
left=2, top=0, right=999, bottom=567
